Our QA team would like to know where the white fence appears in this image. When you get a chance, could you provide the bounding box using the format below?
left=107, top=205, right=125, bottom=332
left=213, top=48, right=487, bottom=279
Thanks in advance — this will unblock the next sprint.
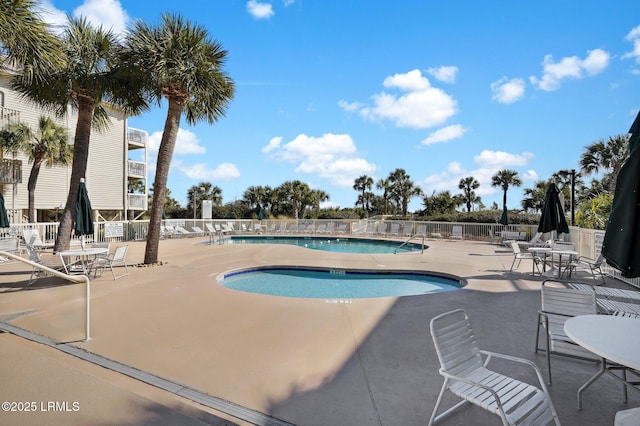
left=4, top=218, right=638, bottom=289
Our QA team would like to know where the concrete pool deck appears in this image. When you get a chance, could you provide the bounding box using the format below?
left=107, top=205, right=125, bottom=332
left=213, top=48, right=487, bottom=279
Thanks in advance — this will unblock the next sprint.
left=0, top=236, right=638, bottom=425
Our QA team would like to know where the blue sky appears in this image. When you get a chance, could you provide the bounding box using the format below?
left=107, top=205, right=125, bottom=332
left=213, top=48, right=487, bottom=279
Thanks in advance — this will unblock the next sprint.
left=40, top=0, right=640, bottom=211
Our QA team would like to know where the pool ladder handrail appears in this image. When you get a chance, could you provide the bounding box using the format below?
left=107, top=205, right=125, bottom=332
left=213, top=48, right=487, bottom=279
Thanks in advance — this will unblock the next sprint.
left=394, top=234, right=425, bottom=254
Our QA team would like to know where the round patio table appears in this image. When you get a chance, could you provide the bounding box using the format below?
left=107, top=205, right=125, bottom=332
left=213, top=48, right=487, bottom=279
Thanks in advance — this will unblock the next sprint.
left=58, top=247, right=108, bottom=276
left=564, top=315, right=640, bottom=409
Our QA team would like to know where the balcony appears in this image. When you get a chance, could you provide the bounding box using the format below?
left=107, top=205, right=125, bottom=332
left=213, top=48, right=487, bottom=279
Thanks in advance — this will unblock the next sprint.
left=127, top=128, right=147, bottom=149
left=128, top=160, right=145, bottom=179
left=127, top=193, right=147, bottom=210
left=0, top=107, right=20, bottom=130
left=0, top=159, right=22, bottom=184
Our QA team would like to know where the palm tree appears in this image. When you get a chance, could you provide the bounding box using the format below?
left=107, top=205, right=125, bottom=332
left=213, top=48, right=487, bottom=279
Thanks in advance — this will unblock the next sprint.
left=521, top=180, right=549, bottom=213
left=122, top=13, right=234, bottom=264
left=376, top=178, right=393, bottom=215
left=388, top=168, right=423, bottom=216
left=304, top=189, right=329, bottom=218
left=579, top=134, right=630, bottom=193
left=11, top=17, right=147, bottom=251
left=3, top=117, right=72, bottom=222
left=0, top=0, right=63, bottom=84
left=188, top=182, right=222, bottom=218
left=458, top=176, right=480, bottom=212
left=491, top=169, right=522, bottom=212
left=353, top=175, right=373, bottom=210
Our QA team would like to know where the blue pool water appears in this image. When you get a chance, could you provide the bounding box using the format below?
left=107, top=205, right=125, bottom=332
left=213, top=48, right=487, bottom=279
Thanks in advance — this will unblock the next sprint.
left=221, top=236, right=423, bottom=254
left=218, top=267, right=463, bottom=299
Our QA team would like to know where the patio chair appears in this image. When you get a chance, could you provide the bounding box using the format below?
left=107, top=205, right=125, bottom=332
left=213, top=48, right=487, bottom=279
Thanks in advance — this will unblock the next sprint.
left=22, top=228, right=54, bottom=249
left=415, top=224, right=427, bottom=237
left=25, top=244, right=50, bottom=285
left=509, top=241, right=541, bottom=274
left=429, top=309, right=560, bottom=426
left=92, top=245, right=129, bottom=280
left=535, top=280, right=599, bottom=385
left=449, top=226, right=463, bottom=240
left=567, top=253, right=606, bottom=285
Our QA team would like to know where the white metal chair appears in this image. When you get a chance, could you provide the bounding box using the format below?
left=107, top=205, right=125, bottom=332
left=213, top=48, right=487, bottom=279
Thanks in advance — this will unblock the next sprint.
left=92, top=245, right=129, bottom=280
left=535, top=280, right=599, bottom=385
left=449, top=225, right=463, bottom=240
left=429, top=309, right=560, bottom=425
left=509, top=241, right=541, bottom=274
left=567, top=253, right=606, bottom=284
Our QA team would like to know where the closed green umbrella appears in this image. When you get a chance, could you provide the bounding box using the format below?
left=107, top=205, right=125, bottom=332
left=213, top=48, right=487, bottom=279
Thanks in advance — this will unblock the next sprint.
left=602, top=110, right=640, bottom=278
left=258, top=205, right=264, bottom=221
left=74, top=179, right=94, bottom=238
left=0, top=193, right=9, bottom=228
left=499, top=206, right=508, bottom=225
left=538, top=183, right=569, bottom=235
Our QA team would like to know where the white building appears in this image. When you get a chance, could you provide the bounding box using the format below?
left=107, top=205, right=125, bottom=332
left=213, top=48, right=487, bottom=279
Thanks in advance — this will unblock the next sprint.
left=0, top=74, right=148, bottom=223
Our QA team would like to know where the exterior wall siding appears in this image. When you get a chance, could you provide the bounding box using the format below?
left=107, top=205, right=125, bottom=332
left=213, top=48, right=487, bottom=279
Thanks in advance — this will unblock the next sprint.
left=0, top=75, right=128, bottom=219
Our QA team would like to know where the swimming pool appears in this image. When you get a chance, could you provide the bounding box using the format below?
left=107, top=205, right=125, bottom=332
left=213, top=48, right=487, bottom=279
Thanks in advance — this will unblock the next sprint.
left=218, top=236, right=423, bottom=254
left=218, top=266, right=463, bottom=299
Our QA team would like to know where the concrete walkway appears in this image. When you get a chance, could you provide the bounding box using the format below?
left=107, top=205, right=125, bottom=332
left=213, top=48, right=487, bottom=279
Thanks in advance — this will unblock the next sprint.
left=0, top=236, right=638, bottom=425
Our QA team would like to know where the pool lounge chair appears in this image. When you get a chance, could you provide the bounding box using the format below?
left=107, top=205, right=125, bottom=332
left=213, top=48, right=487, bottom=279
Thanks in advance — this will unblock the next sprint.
left=22, top=229, right=54, bottom=249
left=449, top=225, right=463, bottom=240
left=401, top=223, right=413, bottom=236
left=430, top=309, right=560, bottom=425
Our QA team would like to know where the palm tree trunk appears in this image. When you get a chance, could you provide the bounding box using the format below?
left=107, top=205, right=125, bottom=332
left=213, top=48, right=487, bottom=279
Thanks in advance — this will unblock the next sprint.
left=27, top=157, right=43, bottom=223
left=55, top=100, right=94, bottom=252
left=144, top=99, right=182, bottom=264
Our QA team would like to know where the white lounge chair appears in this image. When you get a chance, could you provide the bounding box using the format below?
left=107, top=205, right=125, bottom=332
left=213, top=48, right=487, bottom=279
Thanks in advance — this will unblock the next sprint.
left=389, top=223, right=400, bottom=236
left=449, top=225, right=463, bottom=240
left=401, top=223, right=413, bottom=236
left=415, top=224, right=426, bottom=237
left=175, top=225, right=197, bottom=237
left=22, top=229, right=54, bottom=249
left=430, top=309, right=560, bottom=426
left=191, top=226, right=205, bottom=236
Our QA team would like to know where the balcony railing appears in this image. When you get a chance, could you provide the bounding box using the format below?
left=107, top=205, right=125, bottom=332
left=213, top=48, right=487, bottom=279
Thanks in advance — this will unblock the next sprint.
left=127, top=193, right=147, bottom=210
left=0, top=107, right=20, bottom=129
left=0, top=159, right=22, bottom=184
left=128, top=160, right=145, bottom=178
left=127, top=128, right=147, bottom=148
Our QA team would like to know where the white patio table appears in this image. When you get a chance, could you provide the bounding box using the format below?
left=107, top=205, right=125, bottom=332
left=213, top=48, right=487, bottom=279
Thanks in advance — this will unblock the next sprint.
left=58, top=247, right=108, bottom=276
left=564, top=314, right=640, bottom=409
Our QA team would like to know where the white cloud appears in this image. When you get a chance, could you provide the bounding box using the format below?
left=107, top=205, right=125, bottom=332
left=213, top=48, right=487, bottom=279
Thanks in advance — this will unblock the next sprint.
left=422, top=124, right=467, bottom=145
left=522, top=169, right=538, bottom=181
left=337, top=100, right=363, bottom=112
left=73, top=0, right=129, bottom=34
left=422, top=150, right=536, bottom=201
left=39, top=0, right=129, bottom=35
left=262, top=136, right=283, bottom=153
left=264, top=133, right=376, bottom=187
left=38, top=0, right=68, bottom=34
left=427, top=66, right=458, bottom=83
left=148, top=128, right=206, bottom=156
left=283, top=0, right=295, bottom=6
left=623, top=25, right=640, bottom=63
left=178, top=162, right=240, bottom=181
left=491, top=77, right=526, bottom=104
left=473, top=150, right=534, bottom=167
left=247, top=0, right=274, bottom=19
left=530, top=48, right=610, bottom=91
left=357, top=69, right=458, bottom=129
